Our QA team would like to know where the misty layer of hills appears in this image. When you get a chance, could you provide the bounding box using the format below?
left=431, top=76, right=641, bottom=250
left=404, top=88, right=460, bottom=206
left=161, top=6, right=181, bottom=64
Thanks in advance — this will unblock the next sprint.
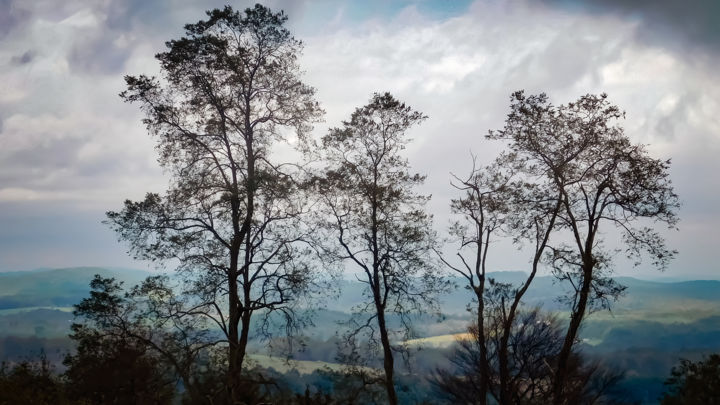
left=1, top=267, right=719, bottom=403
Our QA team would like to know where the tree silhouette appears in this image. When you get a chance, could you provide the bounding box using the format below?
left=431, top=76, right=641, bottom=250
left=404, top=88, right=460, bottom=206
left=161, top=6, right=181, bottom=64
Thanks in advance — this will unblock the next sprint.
left=433, top=308, right=624, bottom=405
left=0, top=353, right=71, bottom=405
left=315, top=92, right=445, bottom=405
left=489, top=91, right=679, bottom=404
left=107, top=4, right=323, bottom=402
left=66, top=275, right=208, bottom=401
left=661, top=354, right=720, bottom=405
left=63, top=317, right=175, bottom=405
left=440, top=156, right=561, bottom=404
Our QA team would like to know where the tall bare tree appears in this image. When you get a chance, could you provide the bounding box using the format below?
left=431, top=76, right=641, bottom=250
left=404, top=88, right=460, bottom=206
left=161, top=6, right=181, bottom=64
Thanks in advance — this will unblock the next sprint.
left=440, top=152, right=561, bottom=404
left=489, top=91, right=679, bottom=404
left=438, top=160, right=508, bottom=405
left=315, top=93, right=444, bottom=405
left=107, top=5, right=323, bottom=402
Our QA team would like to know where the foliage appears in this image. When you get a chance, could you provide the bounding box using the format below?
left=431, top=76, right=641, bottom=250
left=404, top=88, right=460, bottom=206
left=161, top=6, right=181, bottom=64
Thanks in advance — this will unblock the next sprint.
left=64, top=297, right=176, bottom=405
left=0, top=354, right=73, bottom=405
left=661, top=354, right=720, bottom=405
left=67, top=274, right=237, bottom=402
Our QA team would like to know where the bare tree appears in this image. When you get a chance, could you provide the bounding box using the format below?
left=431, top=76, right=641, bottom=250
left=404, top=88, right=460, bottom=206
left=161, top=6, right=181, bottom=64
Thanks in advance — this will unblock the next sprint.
left=433, top=308, right=624, bottom=405
left=440, top=155, right=560, bottom=404
left=438, top=160, right=509, bottom=405
left=488, top=91, right=679, bottom=404
left=314, top=92, right=445, bottom=405
left=106, top=5, right=323, bottom=402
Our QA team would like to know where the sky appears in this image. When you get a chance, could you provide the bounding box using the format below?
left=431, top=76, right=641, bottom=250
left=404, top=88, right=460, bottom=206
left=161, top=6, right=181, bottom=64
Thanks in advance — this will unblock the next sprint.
left=0, top=0, right=719, bottom=279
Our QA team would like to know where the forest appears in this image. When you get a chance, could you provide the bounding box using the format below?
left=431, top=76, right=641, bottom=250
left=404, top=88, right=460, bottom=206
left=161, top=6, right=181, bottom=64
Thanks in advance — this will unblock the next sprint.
left=1, top=4, right=718, bottom=405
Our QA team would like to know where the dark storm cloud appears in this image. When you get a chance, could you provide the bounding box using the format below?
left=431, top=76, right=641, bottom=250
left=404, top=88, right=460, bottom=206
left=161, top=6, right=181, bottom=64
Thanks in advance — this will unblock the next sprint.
left=542, top=0, right=720, bottom=55
left=653, top=92, right=697, bottom=141
left=101, top=0, right=308, bottom=35
left=0, top=0, right=30, bottom=38
left=10, top=50, right=35, bottom=65
left=501, top=30, right=624, bottom=92
left=65, top=1, right=161, bottom=75
left=0, top=136, right=92, bottom=194
left=0, top=0, right=311, bottom=197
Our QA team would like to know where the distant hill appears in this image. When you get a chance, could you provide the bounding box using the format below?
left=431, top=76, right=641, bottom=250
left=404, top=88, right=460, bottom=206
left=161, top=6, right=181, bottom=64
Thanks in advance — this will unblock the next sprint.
left=0, top=267, right=718, bottom=404
left=0, top=267, right=153, bottom=360
left=332, top=271, right=720, bottom=316
left=3, top=267, right=718, bottom=319
left=0, top=267, right=150, bottom=310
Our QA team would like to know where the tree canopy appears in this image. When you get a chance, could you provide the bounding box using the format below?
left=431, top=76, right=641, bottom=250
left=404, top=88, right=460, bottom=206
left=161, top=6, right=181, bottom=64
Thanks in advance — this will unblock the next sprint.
left=107, top=4, right=323, bottom=402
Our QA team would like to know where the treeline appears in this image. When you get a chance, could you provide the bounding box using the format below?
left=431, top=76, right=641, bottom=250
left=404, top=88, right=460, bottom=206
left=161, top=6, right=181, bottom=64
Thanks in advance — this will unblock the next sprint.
left=1, top=3, right=706, bottom=405
left=1, top=330, right=717, bottom=404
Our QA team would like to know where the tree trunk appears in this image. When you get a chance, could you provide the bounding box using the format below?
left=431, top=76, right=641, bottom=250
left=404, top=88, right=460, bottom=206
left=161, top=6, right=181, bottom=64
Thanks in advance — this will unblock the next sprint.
left=227, top=118, right=255, bottom=403
left=498, top=255, right=544, bottom=405
left=228, top=309, right=252, bottom=404
left=475, top=285, right=488, bottom=405
left=553, top=265, right=592, bottom=405
left=497, top=296, right=525, bottom=404
left=376, top=307, right=398, bottom=405
left=497, top=320, right=512, bottom=405
left=237, top=312, right=252, bottom=375
left=227, top=248, right=241, bottom=403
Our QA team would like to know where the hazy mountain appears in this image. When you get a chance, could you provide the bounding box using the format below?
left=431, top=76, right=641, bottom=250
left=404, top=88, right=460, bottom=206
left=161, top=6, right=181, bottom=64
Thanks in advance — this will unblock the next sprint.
left=0, top=267, right=150, bottom=310
left=0, top=267, right=718, bottom=403
left=335, top=271, right=720, bottom=315
left=3, top=267, right=719, bottom=322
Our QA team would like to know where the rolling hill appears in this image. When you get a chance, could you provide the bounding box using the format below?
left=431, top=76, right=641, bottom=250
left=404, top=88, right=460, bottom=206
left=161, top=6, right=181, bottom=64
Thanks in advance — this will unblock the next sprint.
left=0, top=267, right=718, bottom=403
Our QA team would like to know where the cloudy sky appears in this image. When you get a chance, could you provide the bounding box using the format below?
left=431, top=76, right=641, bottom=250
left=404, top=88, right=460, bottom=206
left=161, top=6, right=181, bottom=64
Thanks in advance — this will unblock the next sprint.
left=1, top=0, right=718, bottom=279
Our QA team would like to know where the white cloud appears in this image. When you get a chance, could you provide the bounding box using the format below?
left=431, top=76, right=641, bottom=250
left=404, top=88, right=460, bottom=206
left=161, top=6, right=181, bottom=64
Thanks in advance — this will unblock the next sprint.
left=301, top=0, right=720, bottom=276
left=0, top=0, right=718, bottom=275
